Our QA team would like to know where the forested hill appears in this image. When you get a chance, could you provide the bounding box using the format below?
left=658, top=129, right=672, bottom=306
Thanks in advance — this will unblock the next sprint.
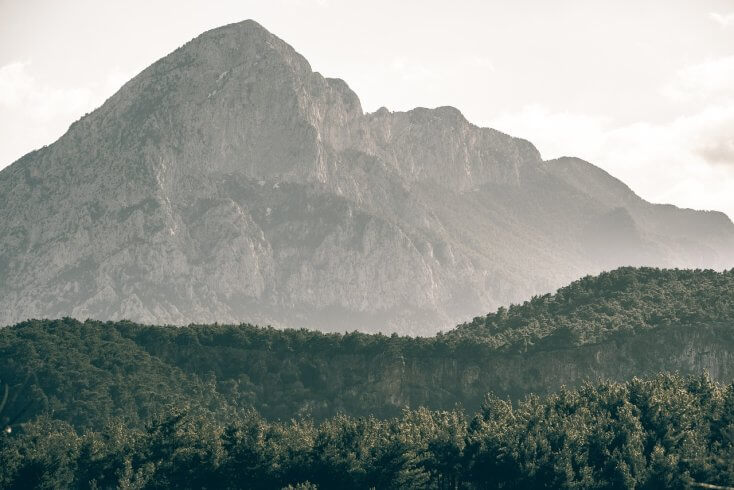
left=450, top=267, right=734, bottom=350
left=2, top=268, right=734, bottom=430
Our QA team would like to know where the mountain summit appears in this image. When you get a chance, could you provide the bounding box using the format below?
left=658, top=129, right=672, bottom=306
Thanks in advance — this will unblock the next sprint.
left=1, top=20, right=732, bottom=333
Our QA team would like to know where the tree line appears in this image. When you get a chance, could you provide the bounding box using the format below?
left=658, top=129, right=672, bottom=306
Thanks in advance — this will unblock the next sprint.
left=2, top=267, right=734, bottom=428
left=451, top=267, right=734, bottom=351
left=1, top=373, right=733, bottom=489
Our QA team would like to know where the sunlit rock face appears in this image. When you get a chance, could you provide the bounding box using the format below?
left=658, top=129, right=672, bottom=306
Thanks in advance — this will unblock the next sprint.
left=0, top=20, right=732, bottom=334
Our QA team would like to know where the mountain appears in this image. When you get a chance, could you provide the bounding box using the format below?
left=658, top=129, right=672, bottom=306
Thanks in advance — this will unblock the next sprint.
left=2, top=268, right=734, bottom=427
left=0, top=20, right=732, bottom=334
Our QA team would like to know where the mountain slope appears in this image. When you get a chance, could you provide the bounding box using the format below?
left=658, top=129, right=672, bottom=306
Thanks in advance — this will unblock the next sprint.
left=450, top=266, right=734, bottom=347
left=0, top=20, right=732, bottom=333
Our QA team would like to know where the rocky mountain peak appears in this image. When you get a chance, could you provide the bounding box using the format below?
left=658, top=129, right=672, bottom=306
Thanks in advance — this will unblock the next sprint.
left=0, top=20, right=732, bottom=334
left=81, top=20, right=536, bottom=193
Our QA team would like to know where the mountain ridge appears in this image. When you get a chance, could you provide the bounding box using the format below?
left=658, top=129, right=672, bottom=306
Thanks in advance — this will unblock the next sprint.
left=0, top=19, right=732, bottom=333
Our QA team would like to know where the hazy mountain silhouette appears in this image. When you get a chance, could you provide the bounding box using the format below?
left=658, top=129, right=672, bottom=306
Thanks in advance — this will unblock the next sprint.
left=0, top=20, right=732, bottom=334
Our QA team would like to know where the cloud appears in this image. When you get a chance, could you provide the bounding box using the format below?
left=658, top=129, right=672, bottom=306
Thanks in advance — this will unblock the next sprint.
left=388, top=55, right=496, bottom=83
left=0, top=61, right=97, bottom=122
left=489, top=99, right=734, bottom=219
left=465, top=56, right=495, bottom=71
left=685, top=105, right=734, bottom=166
left=0, top=61, right=133, bottom=122
left=698, top=138, right=734, bottom=165
left=657, top=55, right=734, bottom=168
left=0, top=61, right=134, bottom=168
left=390, top=57, right=439, bottom=83
left=490, top=105, right=610, bottom=160
left=709, top=11, right=734, bottom=27
left=279, top=0, right=330, bottom=7
left=662, top=55, right=734, bottom=102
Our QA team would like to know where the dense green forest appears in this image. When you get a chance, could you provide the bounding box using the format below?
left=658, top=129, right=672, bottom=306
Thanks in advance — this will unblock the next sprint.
left=451, top=267, right=734, bottom=350
left=2, top=267, right=734, bottom=487
left=3, top=267, right=734, bottom=428
left=2, top=374, right=734, bottom=489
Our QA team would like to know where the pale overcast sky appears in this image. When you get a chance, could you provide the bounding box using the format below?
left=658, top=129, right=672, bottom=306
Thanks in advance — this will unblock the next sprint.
left=2, top=0, right=734, bottom=218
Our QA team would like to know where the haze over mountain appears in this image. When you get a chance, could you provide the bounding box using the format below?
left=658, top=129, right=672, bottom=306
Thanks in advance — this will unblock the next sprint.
left=0, top=20, right=732, bottom=334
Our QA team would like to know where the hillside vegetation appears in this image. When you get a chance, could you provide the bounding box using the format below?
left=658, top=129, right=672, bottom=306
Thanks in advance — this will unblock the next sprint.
left=2, top=374, right=734, bottom=489
left=450, top=267, right=734, bottom=350
left=2, top=267, right=734, bottom=429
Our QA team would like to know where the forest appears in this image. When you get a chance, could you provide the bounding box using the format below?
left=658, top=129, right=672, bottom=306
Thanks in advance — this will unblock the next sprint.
left=3, top=267, right=734, bottom=426
left=2, top=267, right=734, bottom=487
left=1, top=374, right=734, bottom=489
left=450, top=267, right=734, bottom=350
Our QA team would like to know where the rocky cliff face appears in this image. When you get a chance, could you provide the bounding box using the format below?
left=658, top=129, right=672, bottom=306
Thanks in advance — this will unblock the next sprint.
left=328, top=324, right=734, bottom=415
left=134, top=321, right=734, bottom=419
left=1, top=20, right=733, bottom=333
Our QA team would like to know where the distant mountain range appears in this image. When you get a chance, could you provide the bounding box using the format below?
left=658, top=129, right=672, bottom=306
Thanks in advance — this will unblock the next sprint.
left=0, top=20, right=732, bottom=334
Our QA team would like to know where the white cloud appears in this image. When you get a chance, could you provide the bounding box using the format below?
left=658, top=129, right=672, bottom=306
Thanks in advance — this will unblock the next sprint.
left=388, top=55, right=496, bottom=84
left=709, top=11, right=734, bottom=27
left=0, top=61, right=96, bottom=122
left=489, top=99, right=734, bottom=219
left=390, top=57, right=439, bottom=83
left=490, top=54, right=734, bottom=219
left=662, top=55, right=734, bottom=102
left=0, top=61, right=134, bottom=168
left=279, top=0, right=330, bottom=7
left=490, top=105, right=609, bottom=161
left=465, top=56, right=495, bottom=71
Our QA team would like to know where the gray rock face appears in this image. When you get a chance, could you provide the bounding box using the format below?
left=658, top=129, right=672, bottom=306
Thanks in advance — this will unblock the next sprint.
left=1, top=20, right=733, bottom=334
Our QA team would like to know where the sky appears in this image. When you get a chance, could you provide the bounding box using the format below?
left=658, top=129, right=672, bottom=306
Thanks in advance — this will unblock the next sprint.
left=1, top=0, right=734, bottom=218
